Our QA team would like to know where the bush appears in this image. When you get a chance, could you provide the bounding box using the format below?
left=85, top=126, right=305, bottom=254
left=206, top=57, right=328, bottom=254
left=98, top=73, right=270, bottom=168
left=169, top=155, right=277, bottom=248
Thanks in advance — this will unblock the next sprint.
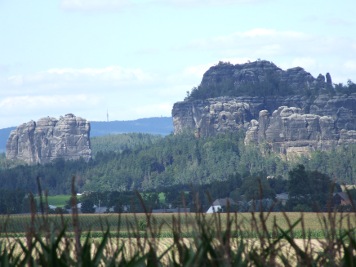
left=80, top=198, right=95, bottom=213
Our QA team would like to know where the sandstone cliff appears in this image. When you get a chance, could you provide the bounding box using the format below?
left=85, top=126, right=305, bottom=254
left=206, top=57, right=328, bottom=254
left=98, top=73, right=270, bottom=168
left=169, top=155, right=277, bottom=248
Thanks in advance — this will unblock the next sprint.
left=173, top=97, right=253, bottom=137
left=244, top=106, right=356, bottom=159
left=6, top=114, right=91, bottom=164
left=172, top=60, right=356, bottom=155
left=173, top=94, right=356, bottom=136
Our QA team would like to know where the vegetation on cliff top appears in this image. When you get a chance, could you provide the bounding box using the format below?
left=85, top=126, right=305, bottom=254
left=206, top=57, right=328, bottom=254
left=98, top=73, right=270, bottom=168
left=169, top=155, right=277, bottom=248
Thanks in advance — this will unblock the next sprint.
left=187, top=61, right=356, bottom=100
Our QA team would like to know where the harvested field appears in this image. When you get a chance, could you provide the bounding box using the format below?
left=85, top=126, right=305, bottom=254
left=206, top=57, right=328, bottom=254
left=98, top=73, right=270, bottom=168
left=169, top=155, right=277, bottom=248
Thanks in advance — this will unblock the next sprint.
left=0, top=211, right=355, bottom=265
left=1, top=212, right=354, bottom=237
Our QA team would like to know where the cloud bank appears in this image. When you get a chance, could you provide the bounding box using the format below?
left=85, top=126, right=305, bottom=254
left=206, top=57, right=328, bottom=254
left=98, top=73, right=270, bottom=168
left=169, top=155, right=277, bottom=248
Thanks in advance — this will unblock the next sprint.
left=183, top=28, right=356, bottom=82
left=60, top=0, right=268, bottom=11
left=0, top=65, right=195, bottom=127
left=1, top=23, right=355, bottom=127
left=60, top=0, right=134, bottom=11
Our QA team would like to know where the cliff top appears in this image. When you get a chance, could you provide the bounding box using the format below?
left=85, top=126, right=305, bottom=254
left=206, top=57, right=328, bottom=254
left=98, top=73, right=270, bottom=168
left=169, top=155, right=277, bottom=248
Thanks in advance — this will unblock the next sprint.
left=187, top=60, right=336, bottom=100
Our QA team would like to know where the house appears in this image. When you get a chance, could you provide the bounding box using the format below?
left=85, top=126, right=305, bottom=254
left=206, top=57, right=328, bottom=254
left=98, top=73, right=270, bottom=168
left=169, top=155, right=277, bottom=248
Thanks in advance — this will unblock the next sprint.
left=48, top=205, right=57, bottom=210
left=206, top=198, right=237, bottom=213
left=276, top=193, right=289, bottom=206
left=94, top=206, right=114, bottom=213
left=333, top=192, right=352, bottom=206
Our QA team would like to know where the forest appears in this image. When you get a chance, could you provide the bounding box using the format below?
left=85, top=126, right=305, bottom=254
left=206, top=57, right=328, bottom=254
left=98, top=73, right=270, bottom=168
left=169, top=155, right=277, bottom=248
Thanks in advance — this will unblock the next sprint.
left=0, top=131, right=356, bottom=214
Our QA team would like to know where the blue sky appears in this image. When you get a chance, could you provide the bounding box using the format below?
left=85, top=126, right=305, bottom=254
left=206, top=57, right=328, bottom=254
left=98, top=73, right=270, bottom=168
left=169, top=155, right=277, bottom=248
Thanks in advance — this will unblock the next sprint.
left=1, top=0, right=355, bottom=128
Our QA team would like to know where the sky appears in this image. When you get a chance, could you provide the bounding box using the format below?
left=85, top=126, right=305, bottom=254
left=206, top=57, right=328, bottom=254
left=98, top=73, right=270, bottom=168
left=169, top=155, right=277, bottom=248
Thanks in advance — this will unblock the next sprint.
left=1, top=0, right=356, bottom=129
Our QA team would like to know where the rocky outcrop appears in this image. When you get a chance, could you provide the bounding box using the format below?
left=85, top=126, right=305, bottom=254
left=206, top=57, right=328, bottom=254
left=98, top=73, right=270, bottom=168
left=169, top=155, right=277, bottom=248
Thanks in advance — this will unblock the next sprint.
left=173, top=97, right=253, bottom=137
left=172, top=60, right=356, bottom=156
left=244, top=106, right=356, bottom=158
left=6, top=114, right=91, bottom=164
left=173, top=94, right=356, bottom=136
left=199, top=60, right=323, bottom=94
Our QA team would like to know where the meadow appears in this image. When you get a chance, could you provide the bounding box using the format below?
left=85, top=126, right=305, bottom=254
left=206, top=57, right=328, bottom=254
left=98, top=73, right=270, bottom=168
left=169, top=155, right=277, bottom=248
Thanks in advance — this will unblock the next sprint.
left=0, top=212, right=354, bottom=239
left=0, top=208, right=355, bottom=266
left=1, top=179, right=355, bottom=266
left=39, top=195, right=73, bottom=208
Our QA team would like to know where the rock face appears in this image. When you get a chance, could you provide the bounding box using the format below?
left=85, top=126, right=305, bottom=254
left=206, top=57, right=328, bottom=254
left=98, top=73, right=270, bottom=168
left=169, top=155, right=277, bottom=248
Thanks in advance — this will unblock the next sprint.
left=173, top=97, right=253, bottom=137
left=244, top=106, right=356, bottom=158
left=173, top=94, right=356, bottom=136
left=199, top=60, right=322, bottom=95
left=172, top=60, right=356, bottom=156
left=6, top=114, right=91, bottom=164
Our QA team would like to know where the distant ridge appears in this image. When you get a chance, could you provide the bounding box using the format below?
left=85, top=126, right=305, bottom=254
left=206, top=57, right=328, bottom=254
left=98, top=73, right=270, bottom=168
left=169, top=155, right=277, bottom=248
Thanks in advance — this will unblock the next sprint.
left=0, top=117, right=173, bottom=153
left=90, top=117, right=173, bottom=136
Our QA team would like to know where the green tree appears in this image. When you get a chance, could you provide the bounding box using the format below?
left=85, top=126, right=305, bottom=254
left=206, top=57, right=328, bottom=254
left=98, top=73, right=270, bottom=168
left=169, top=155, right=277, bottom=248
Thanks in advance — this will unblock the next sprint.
left=287, top=165, right=332, bottom=211
left=239, top=175, right=275, bottom=201
left=81, top=198, right=95, bottom=213
left=287, top=165, right=311, bottom=210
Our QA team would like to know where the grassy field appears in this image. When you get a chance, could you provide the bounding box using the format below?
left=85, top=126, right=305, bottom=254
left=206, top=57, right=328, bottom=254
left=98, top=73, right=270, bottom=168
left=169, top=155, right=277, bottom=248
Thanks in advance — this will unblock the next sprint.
left=1, top=212, right=354, bottom=238
left=45, top=195, right=72, bottom=207
left=0, top=210, right=355, bottom=265
left=33, top=194, right=84, bottom=208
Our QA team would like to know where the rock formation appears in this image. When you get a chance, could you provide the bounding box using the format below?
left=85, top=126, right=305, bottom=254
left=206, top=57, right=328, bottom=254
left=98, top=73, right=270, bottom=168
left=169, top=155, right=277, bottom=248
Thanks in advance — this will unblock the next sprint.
left=172, top=60, right=356, bottom=156
left=173, top=94, right=356, bottom=136
left=173, top=97, right=253, bottom=137
left=6, top=114, right=91, bottom=164
left=199, top=60, right=321, bottom=95
left=244, top=106, right=356, bottom=159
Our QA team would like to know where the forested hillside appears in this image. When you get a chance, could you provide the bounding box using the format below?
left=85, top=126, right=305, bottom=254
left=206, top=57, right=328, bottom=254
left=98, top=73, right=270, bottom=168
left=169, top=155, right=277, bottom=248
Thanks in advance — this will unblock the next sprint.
left=0, top=132, right=355, bottom=197
left=91, top=133, right=163, bottom=154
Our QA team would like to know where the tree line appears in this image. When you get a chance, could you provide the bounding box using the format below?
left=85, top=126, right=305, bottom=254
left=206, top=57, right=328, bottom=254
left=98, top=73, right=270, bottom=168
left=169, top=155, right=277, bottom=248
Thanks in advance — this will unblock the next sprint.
left=0, top=132, right=356, bottom=213
left=1, top=133, right=356, bottom=194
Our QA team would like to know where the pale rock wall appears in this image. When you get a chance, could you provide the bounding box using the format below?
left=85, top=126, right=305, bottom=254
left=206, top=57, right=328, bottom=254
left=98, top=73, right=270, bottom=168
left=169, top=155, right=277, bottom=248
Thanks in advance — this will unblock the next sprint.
left=172, top=61, right=356, bottom=156
left=172, top=97, right=253, bottom=137
left=6, top=114, right=91, bottom=164
left=244, top=107, right=356, bottom=159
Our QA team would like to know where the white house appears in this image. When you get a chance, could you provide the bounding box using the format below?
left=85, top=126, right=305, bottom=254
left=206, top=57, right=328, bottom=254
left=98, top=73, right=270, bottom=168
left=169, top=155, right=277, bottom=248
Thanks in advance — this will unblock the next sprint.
left=206, top=205, right=222, bottom=213
left=206, top=198, right=236, bottom=213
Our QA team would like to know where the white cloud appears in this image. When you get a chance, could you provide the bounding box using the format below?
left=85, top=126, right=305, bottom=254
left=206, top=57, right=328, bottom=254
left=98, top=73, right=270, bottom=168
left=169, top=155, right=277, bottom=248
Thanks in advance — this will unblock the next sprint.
left=46, top=66, right=153, bottom=83
left=59, top=0, right=268, bottom=12
left=188, top=28, right=308, bottom=52
left=60, top=0, right=134, bottom=11
left=0, top=64, right=9, bottom=74
left=3, top=66, right=154, bottom=97
left=157, top=0, right=268, bottom=7
left=0, top=94, right=99, bottom=110
left=0, top=94, right=102, bottom=127
left=0, top=64, right=197, bottom=127
left=344, top=61, right=356, bottom=72
left=182, top=28, right=356, bottom=83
